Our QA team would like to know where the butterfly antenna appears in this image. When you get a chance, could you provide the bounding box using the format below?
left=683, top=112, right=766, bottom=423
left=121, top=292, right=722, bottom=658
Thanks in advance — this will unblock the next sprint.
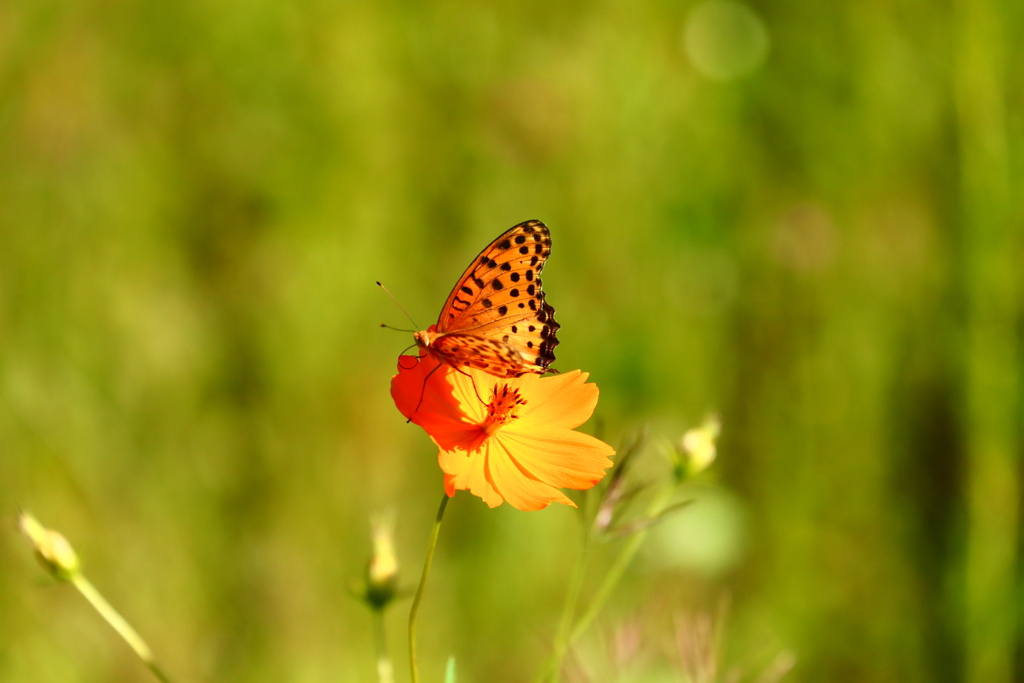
left=376, top=281, right=420, bottom=330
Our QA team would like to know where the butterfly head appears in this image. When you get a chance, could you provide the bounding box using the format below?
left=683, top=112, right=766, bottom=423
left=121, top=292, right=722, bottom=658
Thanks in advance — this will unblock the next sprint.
left=413, top=325, right=440, bottom=351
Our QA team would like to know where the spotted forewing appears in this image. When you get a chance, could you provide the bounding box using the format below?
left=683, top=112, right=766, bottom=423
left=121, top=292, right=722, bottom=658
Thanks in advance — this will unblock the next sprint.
left=427, top=220, right=560, bottom=377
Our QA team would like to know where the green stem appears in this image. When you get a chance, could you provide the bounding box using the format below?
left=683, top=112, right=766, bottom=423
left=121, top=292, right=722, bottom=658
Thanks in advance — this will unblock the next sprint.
left=533, top=539, right=590, bottom=683
left=70, top=574, right=174, bottom=683
left=566, top=486, right=676, bottom=660
left=534, top=485, right=677, bottom=683
left=373, top=609, right=395, bottom=683
left=409, top=493, right=449, bottom=683
left=535, top=536, right=645, bottom=683
left=567, top=529, right=647, bottom=646
left=953, top=1, right=1016, bottom=682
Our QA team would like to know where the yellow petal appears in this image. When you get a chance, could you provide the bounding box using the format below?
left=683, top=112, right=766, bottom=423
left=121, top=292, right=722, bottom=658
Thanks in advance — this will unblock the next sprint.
left=441, top=444, right=503, bottom=508
left=486, top=438, right=576, bottom=511
left=499, top=428, right=615, bottom=491
left=515, top=371, right=600, bottom=430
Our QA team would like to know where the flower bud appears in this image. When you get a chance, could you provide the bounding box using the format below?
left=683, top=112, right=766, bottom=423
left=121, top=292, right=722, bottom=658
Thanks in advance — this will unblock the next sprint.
left=677, top=415, right=721, bottom=480
left=17, top=512, right=81, bottom=581
left=364, top=514, right=399, bottom=610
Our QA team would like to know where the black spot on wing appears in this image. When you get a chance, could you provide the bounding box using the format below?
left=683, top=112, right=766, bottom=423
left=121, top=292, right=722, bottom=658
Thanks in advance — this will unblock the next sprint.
left=535, top=300, right=560, bottom=368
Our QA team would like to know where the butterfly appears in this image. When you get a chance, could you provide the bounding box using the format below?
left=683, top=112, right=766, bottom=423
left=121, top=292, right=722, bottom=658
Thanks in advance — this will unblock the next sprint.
left=413, top=220, right=560, bottom=378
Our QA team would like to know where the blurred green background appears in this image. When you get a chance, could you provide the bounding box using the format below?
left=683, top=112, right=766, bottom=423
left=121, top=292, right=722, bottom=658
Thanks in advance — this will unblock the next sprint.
left=2, top=0, right=1021, bottom=681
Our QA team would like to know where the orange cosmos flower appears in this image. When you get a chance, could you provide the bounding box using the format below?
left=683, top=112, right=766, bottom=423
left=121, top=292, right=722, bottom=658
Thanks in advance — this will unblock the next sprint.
left=391, top=356, right=615, bottom=511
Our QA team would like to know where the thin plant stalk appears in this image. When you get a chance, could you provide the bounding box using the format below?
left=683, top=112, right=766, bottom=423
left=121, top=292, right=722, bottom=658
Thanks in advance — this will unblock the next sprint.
left=70, top=574, right=174, bottom=683
left=568, top=485, right=674, bottom=646
left=953, top=0, right=1017, bottom=681
left=17, top=513, right=174, bottom=683
left=533, top=539, right=591, bottom=683
left=537, top=485, right=676, bottom=682
left=409, top=493, right=449, bottom=683
left=373, top=609, right=395, bottom=683
left=554, top=541, right=590, bottom=663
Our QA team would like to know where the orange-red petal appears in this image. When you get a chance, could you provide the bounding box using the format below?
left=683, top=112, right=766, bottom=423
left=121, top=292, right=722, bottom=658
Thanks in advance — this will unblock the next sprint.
left=391, top=356, right=486, bottom=452
left=392, top=355, right=615, bottom=511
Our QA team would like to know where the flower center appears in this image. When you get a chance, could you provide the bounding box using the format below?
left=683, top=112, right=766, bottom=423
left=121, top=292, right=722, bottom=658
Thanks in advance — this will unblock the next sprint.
left=482, top=384, right=527, bottom=435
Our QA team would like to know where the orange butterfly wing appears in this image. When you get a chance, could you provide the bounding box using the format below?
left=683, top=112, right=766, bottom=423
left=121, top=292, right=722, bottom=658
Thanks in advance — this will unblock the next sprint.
left=426, top=220, right=560, bottom=378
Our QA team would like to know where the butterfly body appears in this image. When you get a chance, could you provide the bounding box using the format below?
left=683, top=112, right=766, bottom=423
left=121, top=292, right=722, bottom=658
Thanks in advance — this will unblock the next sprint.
left=414, top=220, right=560, bottom=378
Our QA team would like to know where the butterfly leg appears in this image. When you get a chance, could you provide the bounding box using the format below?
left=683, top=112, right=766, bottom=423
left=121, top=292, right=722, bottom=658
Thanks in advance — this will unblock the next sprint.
left=451, top=364, right=489, bottom=406
left=410, top=360, right=445, bottom=421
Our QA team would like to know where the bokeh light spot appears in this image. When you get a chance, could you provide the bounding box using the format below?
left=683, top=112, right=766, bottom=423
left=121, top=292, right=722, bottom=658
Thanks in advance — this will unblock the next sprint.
left=683, top=0, right=770, bottom=80
left=650, top=487, right=747, bottom=576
